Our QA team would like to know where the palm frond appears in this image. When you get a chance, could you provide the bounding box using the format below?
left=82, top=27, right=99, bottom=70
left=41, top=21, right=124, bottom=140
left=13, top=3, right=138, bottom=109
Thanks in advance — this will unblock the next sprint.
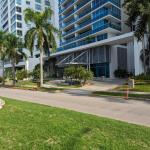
left=24, top=27, right=37, bottom=56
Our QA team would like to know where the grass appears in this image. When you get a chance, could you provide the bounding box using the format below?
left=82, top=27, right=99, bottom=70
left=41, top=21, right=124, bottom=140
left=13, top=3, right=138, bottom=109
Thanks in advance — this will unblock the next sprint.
left=134, top=84, right=150, bottom=92
left=3, top=80, right=82, bottom=92
left=1, top=80, right=65, bottom=92
left=0, top=98, right=150, bottom=150
left=114, top=80, right=150, bottom=93
left=16, top=80, right=37, bottom=88
left=92, top=91, right=150, bottom=99
left=56, top=84, right=82, bottom=88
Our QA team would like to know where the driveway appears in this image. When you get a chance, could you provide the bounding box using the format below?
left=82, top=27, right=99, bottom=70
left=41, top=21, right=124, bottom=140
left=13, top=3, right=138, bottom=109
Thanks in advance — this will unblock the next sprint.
left=0, top=87, right=150, bottom=127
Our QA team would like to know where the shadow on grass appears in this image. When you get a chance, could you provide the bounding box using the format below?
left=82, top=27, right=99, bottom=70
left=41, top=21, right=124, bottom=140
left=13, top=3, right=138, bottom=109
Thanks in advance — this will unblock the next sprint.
left=63, top=127, right=92, bottom=150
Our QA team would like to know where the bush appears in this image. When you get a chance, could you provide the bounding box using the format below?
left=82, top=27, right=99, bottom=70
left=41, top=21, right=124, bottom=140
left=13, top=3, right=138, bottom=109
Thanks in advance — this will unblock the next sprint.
left=134, top=73, right=150, bottom=80
left=64, top=66, right=93, bottom=85
left=29, top=65, right=40, bottom=82
left=4, top=68, right=13, bottom=79
left=16, top=69, right=28, bottom=81
left=82, top=70, right=93, bottom=85
left=114, top=69, right=131, bottom=78
left=0, top=77, right=4, bottom=83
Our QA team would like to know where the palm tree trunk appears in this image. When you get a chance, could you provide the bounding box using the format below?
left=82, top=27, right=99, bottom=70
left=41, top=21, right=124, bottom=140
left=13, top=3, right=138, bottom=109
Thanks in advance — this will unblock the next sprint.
left=147, top=24, right=150, bottom=72
left=12, top=59, right=16, bottom=86
left=2, top=60, right=5, bottom=85
left=40, top=49, right=44, bottom=87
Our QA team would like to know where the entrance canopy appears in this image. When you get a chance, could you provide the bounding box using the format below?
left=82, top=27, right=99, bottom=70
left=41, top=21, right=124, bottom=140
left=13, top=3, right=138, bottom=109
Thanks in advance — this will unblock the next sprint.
left=50, top=32, right=134, bottom=58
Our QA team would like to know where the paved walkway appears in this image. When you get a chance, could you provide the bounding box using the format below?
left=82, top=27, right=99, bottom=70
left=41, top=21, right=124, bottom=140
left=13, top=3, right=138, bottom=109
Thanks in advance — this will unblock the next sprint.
left=0, top=87, right=150, bottom=127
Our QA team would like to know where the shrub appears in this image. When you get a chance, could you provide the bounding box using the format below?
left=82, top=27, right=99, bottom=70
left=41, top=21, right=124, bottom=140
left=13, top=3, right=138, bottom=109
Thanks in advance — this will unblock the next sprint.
left=114, top=69, right=129, bottom=78
left=134, top=73, right=150, bottom=80
left=29, top=65, right=40, bottom=82
left=82, top=70, right=93, bottom=85
left=64, top=66, right=76, bottom=80
left=16, top=69, right=28, bottom=81
left=64, top=66, right=93, bottom=85
left=0, top=77, right=4, bottom=83
left=4, top=68, right=13, bottom=79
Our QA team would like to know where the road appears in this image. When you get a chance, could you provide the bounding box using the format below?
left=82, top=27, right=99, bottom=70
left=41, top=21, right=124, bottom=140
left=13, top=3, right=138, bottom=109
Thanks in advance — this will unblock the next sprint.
left=0, top=87, right=150, bottom=127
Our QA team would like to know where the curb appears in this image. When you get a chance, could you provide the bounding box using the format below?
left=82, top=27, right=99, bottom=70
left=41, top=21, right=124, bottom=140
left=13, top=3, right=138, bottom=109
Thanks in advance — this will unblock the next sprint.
left=91, top=94, right=150, bottom=102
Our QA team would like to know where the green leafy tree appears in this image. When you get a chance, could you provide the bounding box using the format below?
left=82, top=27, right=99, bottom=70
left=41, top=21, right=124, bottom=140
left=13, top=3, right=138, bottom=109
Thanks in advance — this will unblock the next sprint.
left=24, top=8, right=59, bottom=87
left=123, top=0, right=150, bottom=73
left=0, top=30, right=6, bottom=85
left=5, top=33, right=27, bottom=86
left=16, top=69, right=28, bottom=81
left=64, top=66, right=93, bottom=85
left=82, top=70, right=93, bottom=85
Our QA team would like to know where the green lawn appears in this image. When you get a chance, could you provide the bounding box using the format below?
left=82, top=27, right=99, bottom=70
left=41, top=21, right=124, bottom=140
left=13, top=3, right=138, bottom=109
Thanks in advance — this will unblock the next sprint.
left=5, top=80, right=81, bottom=91
left=0, top=98, right=150, bottom=150
left=115, top=81, right=150, bottom=92
left=134, top=84, right=150, bottom=92
left=2, top=81, right=65, bottom=92
left=16, top=80, right=37, bottom=88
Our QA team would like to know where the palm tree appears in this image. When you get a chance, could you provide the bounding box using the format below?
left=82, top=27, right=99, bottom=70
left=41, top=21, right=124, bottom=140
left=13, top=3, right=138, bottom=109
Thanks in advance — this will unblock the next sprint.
left=24, top=8, right=59, bottom=87
left=5, top=33, right=27, bottom=86
left=123, top=0, right=150, bottom=73
left=0, top=31, right=6, bottom=85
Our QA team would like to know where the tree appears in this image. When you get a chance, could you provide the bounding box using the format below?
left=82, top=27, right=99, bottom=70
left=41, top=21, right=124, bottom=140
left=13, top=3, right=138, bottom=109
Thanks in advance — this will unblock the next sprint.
left=0, top=31, right=6, bottom=85
left=123, top=0, right=150, bottom=73
left=64, top=66, right=93, bottom=85
left=24, top=8, right=59, bottom=87
left=5, top=33, right=27, bottom=86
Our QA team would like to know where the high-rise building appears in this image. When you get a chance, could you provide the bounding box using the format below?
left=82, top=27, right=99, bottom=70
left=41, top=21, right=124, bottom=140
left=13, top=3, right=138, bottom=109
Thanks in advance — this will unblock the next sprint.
left=48, top=0, right=143, bottom=78
left=0, top=0, right=59, bottom=72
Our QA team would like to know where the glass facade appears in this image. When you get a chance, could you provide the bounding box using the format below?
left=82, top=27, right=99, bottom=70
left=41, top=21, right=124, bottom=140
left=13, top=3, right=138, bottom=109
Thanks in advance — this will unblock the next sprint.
left=0, top=0, right=51, bottom=35
left=58, top=0, right=121, bottom=52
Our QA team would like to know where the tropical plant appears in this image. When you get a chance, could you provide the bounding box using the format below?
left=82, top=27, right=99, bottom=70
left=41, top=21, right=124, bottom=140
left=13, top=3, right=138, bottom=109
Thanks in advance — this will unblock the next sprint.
left=123, top=0, right=150, bottom=73
left=0, top=76, right=4, bottom=83
left=4, top=68, right=13, bottom=79
left=64, top=66, right=93, bottom=85
left=114, top=69, right=129, bottom=78
left=16, top=69, right=28, bottom=81
left=5, top=33, right=27, bottom=86
left=0, top=30, right=6, bottom=85
left=81, top=69, right=93, bottom=85
left=24, top=8, right=59, bottom=87
left=134, top=73, right=150, bottom=80
left=30, top=64, right=40, bottom=82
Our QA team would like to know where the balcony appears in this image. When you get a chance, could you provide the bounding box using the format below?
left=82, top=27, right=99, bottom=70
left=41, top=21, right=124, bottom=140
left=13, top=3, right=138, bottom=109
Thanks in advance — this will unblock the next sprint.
left=62, top=9, right=121, bottom=37
left=63, top=19, right=76, bottom=27
left=62, top=28, right=76, bottom=36
left=59, top=0, right=75, bottom=13
left=59, top=0, right=121, bottom=19
left=61, top=22, right=121, bottom=49
left=61, top=3, right=121, bottom=29
left=76, top=0, right=91, bottom=10
left=92, top=0, right=121, bottom=9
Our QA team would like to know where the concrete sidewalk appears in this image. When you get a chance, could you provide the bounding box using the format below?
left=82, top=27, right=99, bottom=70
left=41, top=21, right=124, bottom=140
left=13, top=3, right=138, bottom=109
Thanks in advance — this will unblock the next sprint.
left=0, top=87, right=150, bottom=127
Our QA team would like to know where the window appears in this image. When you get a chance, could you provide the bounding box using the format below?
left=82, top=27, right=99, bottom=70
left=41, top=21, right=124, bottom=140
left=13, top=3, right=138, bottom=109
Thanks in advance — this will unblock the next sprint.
left=26, top=0, right=30, bottom=5
left=17, top=30, right=22, bottom=36
left=35, top=0, right=41, bottom=3
left=17, top=22, right=22, bottom=28
left=16, top=0, right=22, bottom=5
left=16, top=6, right=22, bottom=13
left=17, top=14, right=22, bottom=20
left=35, top=4, right=41, bottom=10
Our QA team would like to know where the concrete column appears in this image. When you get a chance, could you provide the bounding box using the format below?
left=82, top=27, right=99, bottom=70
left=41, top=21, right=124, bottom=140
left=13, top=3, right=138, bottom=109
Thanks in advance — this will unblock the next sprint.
left=25, top=59, right=29, bottom=72
left=109, top=46, right=118, bottom=78
left=133, top=38, right=144, bottom=75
